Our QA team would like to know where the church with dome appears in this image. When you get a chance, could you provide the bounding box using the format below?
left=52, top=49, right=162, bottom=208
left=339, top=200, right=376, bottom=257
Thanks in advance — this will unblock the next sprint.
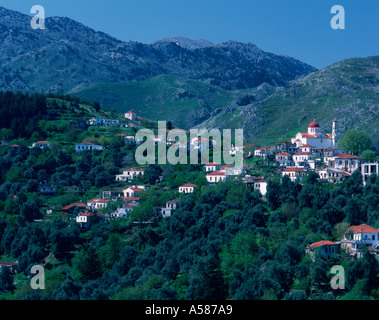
left=290, top=120, right=337, bottom=149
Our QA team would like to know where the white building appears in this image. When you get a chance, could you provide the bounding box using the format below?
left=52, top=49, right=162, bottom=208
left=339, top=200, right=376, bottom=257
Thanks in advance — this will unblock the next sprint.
left=275, top=152, right=293, bottom=166
left=254, top=180, right=268, bottom=196
left=254, top=147, right=273, bottom=159
left=329, top=153, right=363, bottom=173
left=32, top=141, right=51, bottom=149
left=220, top=165, right=243, bottom=176
left=116, top=168, right=144, bottom=181
left=76, top=212, right=91, bottom=224
left=317, top=168, right=351, bottom=184
left=190, top=137, right=217, bottom=152
left=341, top=224, right=379, bottom=258
left=362, top=162, right=379, bottom=185
left=293, top=152, right=315, bottom=169
left=125, top=111, right=137, bottom=121
left=178, top=184, right=197, bottom=193
left=298, top=144, right=316, bottom=153
left=323, top=148, right=343, bottom=165
left=123, top=187, right=142, bottom=198
left=75, top=142, right=103, bottom=153
left=282, top=167, right=307, bottom=182
left=206, top=171, right=227, bottom=184
left=291, top=120, right=337, bottom=149
left=87, top=198, right=111, bottom=210
left=161, top=200, right=181, bottom=218
left=89, top=118, right=119, bottom=127
left=204, top=163, right=222, bottom=172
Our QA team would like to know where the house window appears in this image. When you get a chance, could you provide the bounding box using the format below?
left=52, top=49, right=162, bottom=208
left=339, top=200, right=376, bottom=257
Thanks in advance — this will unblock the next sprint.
left=373, top=235, right=376, bottom=240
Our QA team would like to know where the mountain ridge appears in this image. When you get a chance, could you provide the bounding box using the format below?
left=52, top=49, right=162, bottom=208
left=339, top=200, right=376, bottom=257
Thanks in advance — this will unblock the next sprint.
left=0, top=6, right=316, bottom=93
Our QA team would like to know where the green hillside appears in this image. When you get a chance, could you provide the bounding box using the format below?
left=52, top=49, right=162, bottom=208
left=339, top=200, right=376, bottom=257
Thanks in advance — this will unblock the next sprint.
left=74, top=56, right=378, bottom=149
left=73, top=74, right=244, bottom=129
left=196, top=56, right=379, bottom=148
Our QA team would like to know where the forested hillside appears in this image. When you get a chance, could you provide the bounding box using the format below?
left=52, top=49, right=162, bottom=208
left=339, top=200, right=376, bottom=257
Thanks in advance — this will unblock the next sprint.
left=0, top=92, right=378, bottom=300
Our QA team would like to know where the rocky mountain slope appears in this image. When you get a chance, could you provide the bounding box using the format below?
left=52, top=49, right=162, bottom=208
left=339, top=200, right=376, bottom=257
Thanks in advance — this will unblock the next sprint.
left=0, top=6, right=316, bottom=93
left=195, top=56, right=379, bottom=149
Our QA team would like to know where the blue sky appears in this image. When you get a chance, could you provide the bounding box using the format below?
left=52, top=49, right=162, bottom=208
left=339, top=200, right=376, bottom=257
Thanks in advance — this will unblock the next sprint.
left=0, top=0, right=378, bottom=69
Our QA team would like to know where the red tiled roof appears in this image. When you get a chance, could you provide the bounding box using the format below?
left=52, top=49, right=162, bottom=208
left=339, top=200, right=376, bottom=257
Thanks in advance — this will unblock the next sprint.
left=34, top=141, right=49, bottom=144
left=276, top=152, right=292, bottom=156
left=179, top=184, right=197, bottom=188
left=282, top=167, right=306, bottom=172
left=334, top=153, right=362, bottom=159
left=168, top=199, right=181, bottom=204
left=88, top=198, right=109, bottom=203
left=126, top=111, right=136, bottom=114
left=294, top=152, right=313, bottom=155
left=299, top=133, right=316, bottom=138
left=308, top=240, right=337, bottom=249
left=206, top=171, right=226, bottom=176
left=308, top=121, right=320, bottom=128
left=348, top=224, right=379, bottom=234
left=79, top=212, right=93, bottom=217
left=73, top=203, right=87, bottom=208
left=62, top=205, right=75, bottom=211
left=300, top=144, right=315, bottom=148
left=128, top=187, right=141, bottom=192
left=123, top=197, right=140, bottom=201
left=204, top=163, right=221, bottom=166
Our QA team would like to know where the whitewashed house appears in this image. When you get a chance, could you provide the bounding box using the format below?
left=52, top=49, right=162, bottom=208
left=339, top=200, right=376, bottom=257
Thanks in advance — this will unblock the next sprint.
left=32, top=141, right=51, bottom=149
left=87, top=198, right=111, bottom=210
left=178, top=184, right=197, bottom=193
left=323, top=148, right=343, bottom=165
left=204, top=163, right=222, bottom=172
left=254, top=147, right=273, bottom=159
left=293, top=152, right=315, bottom=169
left=306, top=241, right=340, bottom=260
left=317, top=168, right=351, bottom=184
left=220, top=165, right=242, bottom=176
left=253, top=179, right=268, bottom=196
left=116, top=168, right=144, bottom=181
left=329, top=153, right=362, bottom=173
left=206, top=171, right=227, bottom=184
left=161, top=200, right=181, bottom=218
left=298, top=144, right=316, bottom=153
left=123, top=187, right=142, bottom=198
left=362, top=162, right=379, bottom=185
left=341, top=224, right=379, bottom=258
left=190, top=137, right=216, bottom=152
left=125, top=111, right=137, bottom=121
left=75, top=142, right=103, bottom=153
left=275, top=152, right=293, bottom=166
left=282, top=167, right=307, bottom=182
left=89, top=118, right=119, bottom=127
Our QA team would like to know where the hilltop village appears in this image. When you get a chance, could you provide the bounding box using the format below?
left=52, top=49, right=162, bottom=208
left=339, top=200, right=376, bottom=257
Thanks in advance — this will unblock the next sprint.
left=0, top=93, right=378, bottom=300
